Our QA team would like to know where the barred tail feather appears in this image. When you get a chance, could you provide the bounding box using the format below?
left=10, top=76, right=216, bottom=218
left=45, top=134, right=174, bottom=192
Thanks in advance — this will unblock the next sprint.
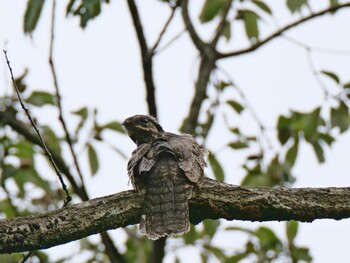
left=140, top=156, right=193, bottom=240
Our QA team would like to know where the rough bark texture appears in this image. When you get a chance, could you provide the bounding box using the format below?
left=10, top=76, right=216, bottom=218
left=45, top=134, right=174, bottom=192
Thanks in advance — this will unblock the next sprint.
left=1, top=178, right=350, bottom=254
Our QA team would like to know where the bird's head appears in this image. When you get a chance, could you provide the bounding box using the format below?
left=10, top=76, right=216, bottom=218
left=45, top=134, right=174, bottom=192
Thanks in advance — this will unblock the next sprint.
left=122, top=115, right=164, bottom=145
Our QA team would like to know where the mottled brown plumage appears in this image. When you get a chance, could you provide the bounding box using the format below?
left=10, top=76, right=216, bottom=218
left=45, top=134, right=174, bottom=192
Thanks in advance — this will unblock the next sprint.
left=123, top=115, right=206, bottom=240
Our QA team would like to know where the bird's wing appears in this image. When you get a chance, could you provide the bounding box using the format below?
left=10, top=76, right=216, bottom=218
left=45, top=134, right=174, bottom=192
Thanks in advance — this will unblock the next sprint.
left=171, top=134, right=207, bottom=183
left=127, top=143, right=154, bottom=190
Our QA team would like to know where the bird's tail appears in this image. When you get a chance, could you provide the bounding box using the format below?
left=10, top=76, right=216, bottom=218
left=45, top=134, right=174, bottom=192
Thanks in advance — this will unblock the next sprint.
left=140, top=156, right=193, bottom=240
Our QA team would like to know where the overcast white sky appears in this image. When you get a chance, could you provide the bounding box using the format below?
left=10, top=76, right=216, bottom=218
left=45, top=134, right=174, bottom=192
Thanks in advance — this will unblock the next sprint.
left=1, top=0, right=350, bottom=262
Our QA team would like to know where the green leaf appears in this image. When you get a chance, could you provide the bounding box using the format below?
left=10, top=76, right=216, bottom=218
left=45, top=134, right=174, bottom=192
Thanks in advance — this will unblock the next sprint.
left=183, top=225, right=197, bottom=244
left=343, top=81, right=350, bottom=89
left=9, top=141, right=35, bottom=161
left=72, top=107, right=88, bottom=134
left=277, top=115, right=292, bottom=145
left=291, top=247, right=313, bottom=262
left=319, top=132, right=335, bottom=146
left=266, top=156, right=294, bottom=185
left=70, top=0, right=104, bottom=28
left=241, top=173, right=271, bottom=187
left=72, top=106, right=88, bottom=118
left=219, top=81, right=231, bottom=91
left=0, top=199, right=17, bottom=218
left=255, top=226, right=282, bottom=251
left=14, top=69, right=28, bottom=93
left=208, top=151, right=225, bottom=181
left=228, top=141, right=249, bottom=149
left=225, top=252, right=249, bottom=263
left=311, top=141, right=325, bottom=163
left=320, top=70, right=340, bottom=84
left=292, top=108, right=320, bottom=142
left=286, top=220, right=298, bottom=243
left=13, top=168, right=51, bottom=197
left=26, top=91, right=55, bottom=107
left=329, top=0, right=339, bottom=7
left=241, top=164, right=273, bottom=187
left=239, top=9, right=260, bottom=42
left=285, top=138, right=299, bottom=166
left=87, top=143, right=99, bottom=176
left=66, top=0, right=76, bottom=15
left=331, top=102, right=350, bottom=133
left=227, top=100, right=244, bottom=114
left=101, top=121, right=125, bottom=133
left=200, top=252, right=208, bottom=263
left=222, top=22, right=231, bottom=41
left=286, top=0, right=309, bottom=13
left=204, top=245, right=226, bottom=261
left=42, top=126, right=62, bottom=155
left=252, top=0, right=272, bottom=15
left=1, top=164, right=17, bottom=183
left=230, top=127, right=240, bottom=134
left=199, top=0, right=226, bottom=23
left=203, top=219, right=220, bottom=238
left=24, top=0, right=45, bottom=34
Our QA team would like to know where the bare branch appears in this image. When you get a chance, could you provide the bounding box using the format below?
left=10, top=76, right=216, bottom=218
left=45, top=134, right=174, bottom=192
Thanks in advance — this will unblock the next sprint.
left=19, top=251, right=34, bottom=263
left=218, top=3, right=350, bottom=59
left=181, top=0, right=206, bottom=53
left=283, top=35, right=350, bottom=56
left=210, top=0, right=233, bottom=47
left=156, top=29, right=186, bottom=55
left=151, top=6, right=177, bottom=54
left=180, top=58, right=216, bottom=134
left=127, top=0, right=157, bottom=118
left=1, top=178, right=350, bottom=253
left=149, top=238, right=166, bottom=263
left=49, top=0, right=86, bottom=189
left=2, top=50, right=71, bottom=205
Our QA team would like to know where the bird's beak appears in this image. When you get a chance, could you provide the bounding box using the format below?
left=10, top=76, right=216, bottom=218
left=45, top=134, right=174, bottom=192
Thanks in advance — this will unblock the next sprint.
left=122, top=117, right=131, bottom=129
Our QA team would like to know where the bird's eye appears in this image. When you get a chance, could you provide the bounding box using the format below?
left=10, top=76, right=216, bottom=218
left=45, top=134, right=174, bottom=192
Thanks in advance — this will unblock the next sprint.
left=140, top=118, right=149, bottom=125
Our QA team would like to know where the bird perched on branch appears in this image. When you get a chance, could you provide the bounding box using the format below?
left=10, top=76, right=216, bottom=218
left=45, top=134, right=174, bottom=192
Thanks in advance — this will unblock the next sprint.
left=123, top=115, right=206, bottom=240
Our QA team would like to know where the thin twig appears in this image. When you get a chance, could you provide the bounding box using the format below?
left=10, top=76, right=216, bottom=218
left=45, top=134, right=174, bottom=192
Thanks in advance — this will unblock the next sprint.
left=211, top=0, right=233, bottom=47
left=49, top=0, right=85, bottom=185
left=283, top=35, right=350, bottom=56
left=3, top=50, right=72, bottom=206
left=156, top=29, right=186, bottom=54
left=151, top=6, right=177, bottom=54
left=127, top=0, right=157, bottom=118
left=19, top=251, right=34, bottom=263
left=218, top=3, right=350, bottom=59
left=305, top=49, right=329, bottom=99
left=282, top=35, right=331, bottom=98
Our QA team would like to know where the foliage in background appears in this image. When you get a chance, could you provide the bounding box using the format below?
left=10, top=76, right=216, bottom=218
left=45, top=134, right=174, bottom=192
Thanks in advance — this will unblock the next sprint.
left=1, top=0, right=350, bottom=262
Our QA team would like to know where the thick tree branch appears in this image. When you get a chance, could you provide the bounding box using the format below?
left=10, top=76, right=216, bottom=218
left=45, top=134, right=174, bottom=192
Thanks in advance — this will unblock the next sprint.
left=180, top=57, right=216, bottom=134
left=1, top=178, right=350, bottom=254
left=149, top=237, right=166, bottom=263
left=126, top=0, right=157, bottom=118
left=218, top=2, right=350, bottom=59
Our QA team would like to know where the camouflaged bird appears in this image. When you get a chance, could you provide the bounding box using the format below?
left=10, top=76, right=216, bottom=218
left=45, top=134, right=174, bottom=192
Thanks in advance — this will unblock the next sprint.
left=123, top=115, right=206, bottom=240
